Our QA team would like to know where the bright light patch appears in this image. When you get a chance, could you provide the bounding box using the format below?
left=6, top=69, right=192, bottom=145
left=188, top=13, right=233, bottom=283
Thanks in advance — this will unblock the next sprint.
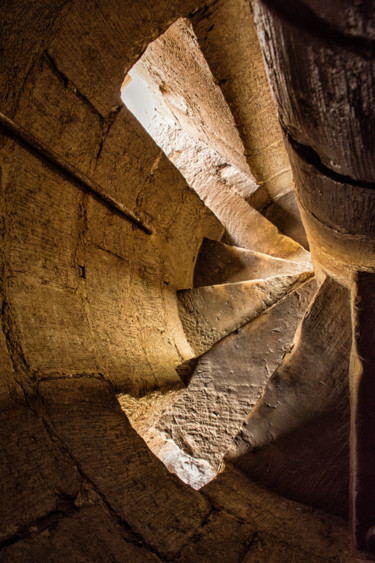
left=121, top=70, right=157, bottom=131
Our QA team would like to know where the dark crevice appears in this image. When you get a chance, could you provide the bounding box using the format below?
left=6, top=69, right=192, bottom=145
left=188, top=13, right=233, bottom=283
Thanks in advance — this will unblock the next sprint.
left=37, top=372, right=107, bottom=382
left=44, top=50, right=104, bottom=119
left=95, top=105, right=122, bottom=164
left=0, top=494, right=77, bottom=552
left=189, top=0, right=219, bottom=21
left=258, top=0, right=375, bottom=61
left=283, top=125, right=375, bottom=190
left=45, top=48, right=122, bottom=165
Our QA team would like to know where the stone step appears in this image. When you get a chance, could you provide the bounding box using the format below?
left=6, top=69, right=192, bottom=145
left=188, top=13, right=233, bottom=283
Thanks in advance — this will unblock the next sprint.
left=226, top=277, right=352, bottom=518
left=178, top=272, right=312, bottom=357
left=155, top=276, right=319, bottom=488
left=194, top=238, right=312, bottom=287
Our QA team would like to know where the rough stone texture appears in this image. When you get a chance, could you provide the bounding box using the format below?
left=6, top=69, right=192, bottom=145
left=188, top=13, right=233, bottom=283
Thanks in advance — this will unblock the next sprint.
left=156, top=277, right=318, bottom=483
left=37, top=378, right=212, bottom=557
left=190, top=0, right=308, bottom=249
left=194, top=238, right=312, bottom=286
left=298, top=0, right=375, bottom=39
left=227, top=277, right=352, bottom=517
left=177, top=272, right=311, bottom=356
left=253, top=0, right=375, bottom=181
left=123, top=18, right=309, bottom=262
left=203, top=467, right=364, bottom=563
left=129, top=18, right=252, bottom=176
left=263, top=189, right=309, bottom=250
left=0, top=75, right=223, bottom=394
left=284, top=142, right=375, bottom=285
left=0, top=506, right=161, bottom=563
left=1, top=0, right=374, bottom=559
left=0, top=322, right=82, bottom=544
left=287, top=144, right=375, bottom=239
left=251, top=0, right=375, bottom=288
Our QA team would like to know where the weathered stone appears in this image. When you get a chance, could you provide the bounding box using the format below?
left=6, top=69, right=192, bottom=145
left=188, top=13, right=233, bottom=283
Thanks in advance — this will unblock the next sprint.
left=190, top=0, right=292, bottom=197
left=194, top=238, right=311, bottom=287
left=132, top=18, right=253, bottom=176
left=263, top=189, right=308, bottom=250
left=177, top=272, right=312, bottom=356
left=204, top=467, right=363, bottom=563
left=1, top=0, right=374, bottom=559
left=156, top=277, right=318, bottom=484
left=38, top=378, right=211, bottom=557
left=287, top=142, right=375, bottom=239
left=253, top=0, right=375, bottom=181
left=0, top=506, right=161, bottom=563
left=227, top=277, right=352, bottom=517
left=191, top=0, right=308, bottom=247
left=123, top=19, right=309, bottom=262
left=0, top=327, right=81, bottom=543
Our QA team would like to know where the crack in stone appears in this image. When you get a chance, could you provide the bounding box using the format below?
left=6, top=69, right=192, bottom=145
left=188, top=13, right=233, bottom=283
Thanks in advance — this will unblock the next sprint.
left=27, top=385, right=165, bottom=560
left=0, top=496, right=77, bottom=552
left=44, top=50, right=105, bottom=119
left=284, top=125, right=375, bottom=190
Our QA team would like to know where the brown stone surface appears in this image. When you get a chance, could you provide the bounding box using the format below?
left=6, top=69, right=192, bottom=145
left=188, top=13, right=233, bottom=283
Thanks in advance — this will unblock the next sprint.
left=38, top=378, right=211, bottom=557
left=253, top=0, right=375, bottom=182
left=204, top=467, right=364, bottom=563
left=133, top=18, right=252, bottom=176
left=0, top=74, right=222, bottom=394
left=0, top=506, right=161, bottom=563
left=227, top=277, right=351, bottom=516
left=287, top=143, right=375, bottom=238
left=297, top=0, right=375, bottom=39
left=263, top=189, right=309, bottom=250
left=227, top=276, right=352, bottom=516
left=0, top=327, right=81, bottom=544
left=1, top=0, right=374, bottom=559
left=229, top=277, right=351, bottom=448
left=156, top=277, right=318, bottom=481
left=191, top=0, right=293, bottom=199
left=194, top=238, right=311, bottom=287
left=123, top=17, right=309, bottom=262
left=177, top=273, right=311, bottom=356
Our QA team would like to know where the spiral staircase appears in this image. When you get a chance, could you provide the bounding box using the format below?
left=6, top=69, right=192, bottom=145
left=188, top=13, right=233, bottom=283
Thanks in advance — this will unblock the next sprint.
left=1, top=0, right=374, bottom=561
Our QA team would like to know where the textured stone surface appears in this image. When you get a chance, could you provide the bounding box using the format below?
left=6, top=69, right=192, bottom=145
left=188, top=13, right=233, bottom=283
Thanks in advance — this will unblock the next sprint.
left=38, top=378, right=211, bottom=557
left=0, top=68, right=222, bottom=394
left=190, top=0, right=309, bottom=248
left=1, top=0, right=374, bottom=559
left=0, top=506, right=161, bottom=563
left=204, top=467, right=364, bottom=563
left=123, top=18, right=309, bottom=262
left=194, top=238, right=311, bottom=287
left=350, top=272, right=375, bottom=549
left=253, top=0, right=375, bottom=181
left=287, top=143, right=375, bottom=238
left=156, top=277, right=318, bottom=482
left=0, top=325, right=81, bottom=544
left=177, top=272, right=311, bottom=356
left=131, top=18, right=253, bottom=176
left=227, top=277, right=352, bottom=517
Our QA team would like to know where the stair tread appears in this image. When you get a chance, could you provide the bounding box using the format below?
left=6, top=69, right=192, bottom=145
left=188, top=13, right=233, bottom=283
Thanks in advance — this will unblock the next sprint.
left=225, top=277, right=352, bottom=518
left=178, top=272, right=312, bottom=358
left=156, top=276, right=319, bottom=485
left=194, top=238, right=312, bottom=287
